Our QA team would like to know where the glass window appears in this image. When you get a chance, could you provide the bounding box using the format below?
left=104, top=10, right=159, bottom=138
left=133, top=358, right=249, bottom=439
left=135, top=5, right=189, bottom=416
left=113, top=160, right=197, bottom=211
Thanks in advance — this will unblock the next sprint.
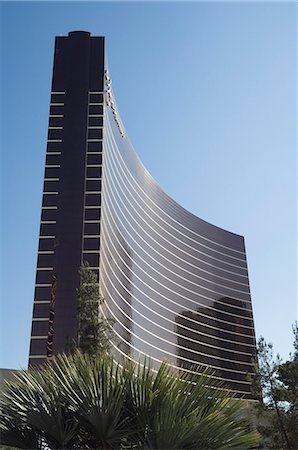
left=47, top=142, right=62, bottom=152
left=89, top=116, right=103, bottom=127
left=45, top=167, right=60, bottom=178
left=89, top=93, right=103, bottom=103
left=40, top=223, right=56, bottom=236
left=87, top=167, right=102, bottom=178
left=85, top=193, right=101, bottom=206
left=35, top=254, right=54, bottom=268
left=41, top=209, right=57, bottom=222
left=50, top=105, right=64, bottom=115
left=46, top=154, right=60, bottom=166
left=87, top=141, right=102, bottom=152
left=34, top=284, right=52, bottom=299
left=49, top=117, right=64, bottom=128
left=38, top=239, right=54, bottom=252
left=82, top=253, right=99, bottom=267
left=44, top=181, right=59, bottom=192
left=33, top=303, right=51, bottom=318
left=88, top=129, right=103, bottom=140
left=48, top=129, right=62, bottom=140
left=42, top=195, right=58, bottom=207
left=51, top=94, right=65, bottom=103
left=85, top=208, right=101, bottom=221
left=84, top=222, right=100, bottom=235
left=31, top=321, right=48, bottom=336
left=89, top=105, right=103, bottom=115
left=86, top=179, right=101, bottom=192
left=87, top=154, right=102, bottom=165
left=83, top=237, right=100, bottom=251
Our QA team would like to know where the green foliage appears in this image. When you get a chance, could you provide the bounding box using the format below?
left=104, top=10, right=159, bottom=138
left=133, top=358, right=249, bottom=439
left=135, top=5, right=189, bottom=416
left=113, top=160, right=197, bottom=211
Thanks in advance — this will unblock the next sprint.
left=127, top=359, right=259, bottom=450
left=76, top=263, right=114, bottom=357
left=0, top=352, right=259, bottom=449
left=252, top=323, right=298, bottom=449
left=292, top=322, right=298, bottom=360
left=0, top=368, right=79, bottom=449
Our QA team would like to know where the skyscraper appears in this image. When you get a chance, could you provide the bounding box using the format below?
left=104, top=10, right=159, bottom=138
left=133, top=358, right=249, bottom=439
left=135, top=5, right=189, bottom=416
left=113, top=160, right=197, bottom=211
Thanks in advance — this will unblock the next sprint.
left=29, top=31, right=257, bottom=399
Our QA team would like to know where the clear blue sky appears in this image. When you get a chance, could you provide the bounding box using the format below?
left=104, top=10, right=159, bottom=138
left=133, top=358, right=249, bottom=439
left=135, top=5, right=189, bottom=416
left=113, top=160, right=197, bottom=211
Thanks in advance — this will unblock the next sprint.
left=1, top=1, right=297, bottom=369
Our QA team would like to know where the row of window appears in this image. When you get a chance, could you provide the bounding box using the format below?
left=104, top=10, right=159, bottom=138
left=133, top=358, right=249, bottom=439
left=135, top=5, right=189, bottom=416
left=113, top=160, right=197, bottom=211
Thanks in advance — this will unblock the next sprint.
left=89, top=116, right=103, bottom=127
left=46, top=150, right=102, bottom=167
left=103, top=279, right=255, bottom=362
left=39, top=205, right=102, bottom=228
left=105, top=117, right=248, bottom=261
left=43, top=178, right=101, bottom=196
left=81, top=113, right=103, bottom=266
left=88, top=93, right=104, bottom=103
left=50, top=91, right=103, bottom=103
left=46, top=141, right=103, bottom=154
left=39, top=208, right=101, bottom=226
left=51, top=105, right=104, bottom=117
left=105, top=285, right=254, bottom=367
left=105, top=150, right=249, bottom=272
left=101, top=242, right=255, bottom=339
left=107, top=315, right=253, bottom=382
left=103, top=162, right=249, bottom=282
left=44, top=165, right=102, bottom=179
left=42, top=194, right=101, bottom=208
left=102, top=190, right=252, bottom=307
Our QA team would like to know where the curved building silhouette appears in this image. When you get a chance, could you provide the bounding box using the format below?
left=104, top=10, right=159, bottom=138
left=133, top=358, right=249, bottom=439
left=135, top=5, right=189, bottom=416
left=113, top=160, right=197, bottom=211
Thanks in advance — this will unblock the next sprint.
left=29, top=31, right=256, bottom=400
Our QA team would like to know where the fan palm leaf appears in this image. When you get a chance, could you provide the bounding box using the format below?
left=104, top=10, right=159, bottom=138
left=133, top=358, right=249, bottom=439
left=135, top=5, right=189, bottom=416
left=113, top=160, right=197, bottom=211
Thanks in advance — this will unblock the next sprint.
left=1, top=368, right=79, bottom=449
left=0, top=415, right=39, bottom=450
left=126, top=361, right=259, bottom=449
left=0, top=351, right=259, bottom=449
left=47, top=352, right=131, bottom=448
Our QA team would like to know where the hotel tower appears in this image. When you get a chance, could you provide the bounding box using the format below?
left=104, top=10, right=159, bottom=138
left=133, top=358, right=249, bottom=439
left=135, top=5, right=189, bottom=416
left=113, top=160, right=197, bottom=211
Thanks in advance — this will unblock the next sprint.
left=29, top=31, right=257, bottom=399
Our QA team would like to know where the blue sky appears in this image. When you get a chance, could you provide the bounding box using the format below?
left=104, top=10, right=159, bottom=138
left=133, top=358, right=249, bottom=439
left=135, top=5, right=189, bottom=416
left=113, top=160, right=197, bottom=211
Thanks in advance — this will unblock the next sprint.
left=1, top=1, right=297, bottom=369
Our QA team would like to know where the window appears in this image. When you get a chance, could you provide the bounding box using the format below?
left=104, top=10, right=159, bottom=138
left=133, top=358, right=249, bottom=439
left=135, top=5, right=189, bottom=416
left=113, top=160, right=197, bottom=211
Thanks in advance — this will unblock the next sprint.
left=89, top=105, right=103, bottom=115
left=84, top=222, right=100, bottom=235
left=88, top=129, right=103, bottom=140
left=84, top=237, right=100, bottom=251
left=86, top=179, right=101, bottom=192
left=85, top=193, right=101, bottom=206
left=87, top=167, right=102, bottom=178
left=87, top=153, right=102, bottom=165
left=85, top=208, right=101, bottom=221
left=88, top=116, right=103, bottom=127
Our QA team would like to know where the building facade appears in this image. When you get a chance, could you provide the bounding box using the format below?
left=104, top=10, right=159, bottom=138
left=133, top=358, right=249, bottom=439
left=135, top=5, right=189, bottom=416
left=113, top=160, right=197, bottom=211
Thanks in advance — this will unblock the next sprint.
left=29, top=31, right=257, bottom=399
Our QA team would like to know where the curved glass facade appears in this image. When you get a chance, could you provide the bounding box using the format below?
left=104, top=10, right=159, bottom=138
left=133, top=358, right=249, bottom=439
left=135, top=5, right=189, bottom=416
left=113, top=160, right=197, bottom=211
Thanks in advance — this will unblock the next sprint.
left=100, top=90, right=256, bottom=400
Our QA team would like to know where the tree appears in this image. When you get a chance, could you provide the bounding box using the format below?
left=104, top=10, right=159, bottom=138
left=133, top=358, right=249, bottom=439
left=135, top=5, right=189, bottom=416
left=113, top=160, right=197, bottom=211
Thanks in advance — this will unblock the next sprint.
left=0, top=351, right=260, bottom=449
left=252, top=324, right=298, bottom=448
left=76, top=263, right=114, bottom=357
left=276, top=322, right=298, bottom=447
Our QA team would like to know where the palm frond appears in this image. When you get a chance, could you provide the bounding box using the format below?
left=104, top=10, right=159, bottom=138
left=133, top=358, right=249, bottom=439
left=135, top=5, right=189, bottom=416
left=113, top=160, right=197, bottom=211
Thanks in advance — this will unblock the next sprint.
left=1, top=367, right=79, bottom=449
left=128, top=361, right=259, bottom=449
left=0, top=352, right=259, bottom=449
left=48, top=352, right=131, bottom=448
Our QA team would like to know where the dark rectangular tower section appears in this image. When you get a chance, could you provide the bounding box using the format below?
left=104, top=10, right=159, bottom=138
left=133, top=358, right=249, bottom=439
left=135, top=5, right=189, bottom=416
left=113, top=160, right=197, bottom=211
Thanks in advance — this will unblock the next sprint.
left=29, top=32, right=105, bottom=366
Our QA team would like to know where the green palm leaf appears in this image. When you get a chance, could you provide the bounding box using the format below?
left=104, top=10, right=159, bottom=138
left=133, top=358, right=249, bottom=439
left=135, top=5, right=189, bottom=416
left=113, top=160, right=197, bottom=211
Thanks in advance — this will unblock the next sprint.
left=0, top=352, right=259, bottom=449
left=127, top=361, right=259, bottom=449
left=0, top=415, right=39, bottom=450
left=1, top=368, right=79, bottom=449
left=48, top=352, right=131, bottom=448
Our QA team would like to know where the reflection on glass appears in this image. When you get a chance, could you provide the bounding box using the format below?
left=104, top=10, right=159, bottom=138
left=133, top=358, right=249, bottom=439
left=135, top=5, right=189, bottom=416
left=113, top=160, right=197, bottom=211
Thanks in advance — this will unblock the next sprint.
left=102, top=222, right=133, bottom=358
left=175, top=296, right=256, bottom=397
left=102, top=102, right=257, bottom=400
